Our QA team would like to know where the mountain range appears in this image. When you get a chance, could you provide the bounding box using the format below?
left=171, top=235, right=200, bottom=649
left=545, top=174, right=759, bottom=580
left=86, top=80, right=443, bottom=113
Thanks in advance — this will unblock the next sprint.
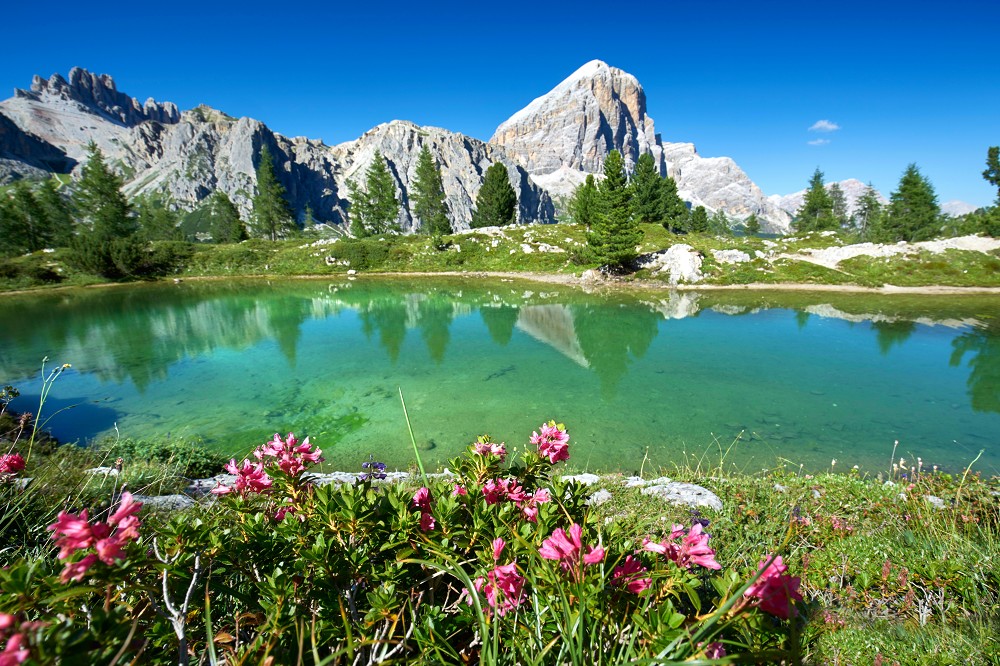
left=1, top=61, right=965, bottom=236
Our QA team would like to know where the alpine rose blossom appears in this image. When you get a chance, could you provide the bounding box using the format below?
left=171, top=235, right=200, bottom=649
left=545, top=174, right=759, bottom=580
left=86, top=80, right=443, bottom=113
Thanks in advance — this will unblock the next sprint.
left=643, top=523, right=720, bottom=570
left=530, top=421, right=570, bottom=464
left=472, top=439, right=507, bottom=461
left=47, top=493, right=143, bottom=583
left=0, top=453, right=26, bottom=476
left=744, top=555, right=803, bottom=619
left=611, top=555, right=652, bottom=594
left=471, top=538, right=526, bottom=616
left=214, top=459, right=273, bottom=496
left=256, top=433, right=323, bottom=477
left=539, top=523, right=604, bottom=572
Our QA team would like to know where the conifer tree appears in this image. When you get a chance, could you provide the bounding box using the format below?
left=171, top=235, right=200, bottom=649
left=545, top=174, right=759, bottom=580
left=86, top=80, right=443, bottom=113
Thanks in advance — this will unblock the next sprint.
left=588, top=150, right=642, bottom=268
left=630, top=153, right=663, bottom=223
left=661, top=175, right=689, bottom=233
left=35, top=178, right=73, bottom=246
left=9, top=181, right=53, bottom=252
left=568, top=174, right=600, bottom=228
left=708, top=209, right=732, bottom=236
left=411, top=146, right=451, bottom=235
left=853, top=183, right=883, bottom=239
left=878, top=163, right=941, bottom=242
left=209, top=191, right=247, bottom=243
left=983, top=146, right=1000, bottom=204
left=569, top=174, right=600, bottom=226
left=69, top=143, right=144, bottom=278
left=794, top=168, right=836, bottom=232
left=744, top=213, right=761, bottom=236
left=348, top=151, right=401, bottom=236
left=251, top=145, right=296, bottom=241
left=135, top=195, right=181, bottom=241
left=829, top=182, right=849, bottom=228
left=689, top=205, right=709, bottom=233
left=471, top=162, right=517, bottom=228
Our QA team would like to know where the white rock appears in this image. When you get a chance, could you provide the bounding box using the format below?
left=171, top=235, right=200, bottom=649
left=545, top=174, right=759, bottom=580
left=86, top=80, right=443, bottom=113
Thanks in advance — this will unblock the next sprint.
left=646, top=244, right=703, bottom=285
left=561, top=473, right=601, bottom=486
left=587, top=489, right=613, bottom=506
left=712, top=248, right=752, bottom=264
left=641, top=482, right=723, bottom=512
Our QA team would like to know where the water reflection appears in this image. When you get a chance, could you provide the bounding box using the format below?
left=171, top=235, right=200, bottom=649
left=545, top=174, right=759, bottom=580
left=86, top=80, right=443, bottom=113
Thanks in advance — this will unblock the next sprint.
left=2, top=280, right=1000, bottom=419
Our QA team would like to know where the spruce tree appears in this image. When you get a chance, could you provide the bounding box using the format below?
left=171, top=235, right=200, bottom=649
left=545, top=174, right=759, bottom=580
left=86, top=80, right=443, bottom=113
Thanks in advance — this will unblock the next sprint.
left=983, top=146, right=1000, bottom=204
left=661, top=176, right=689, bottom=233
left=9, top=181, right=53, bottom=252
left=853, top=183, right=883, bottom=239
left=829, top=182, right=849, bottom=228
left=689, top=205, right=709, bottom=233
left=794, top=168, right=836, bottom=232
left=136, top=195, right=181, bottom=241
left=880, top=164, right=941, bottom=242
left=588, top=150, right=642, bottom=268
left=568, top=174, right=600, bottom=228
left=411, top=145, right=451, bottom=235
left=209, top=191, right=247, bottom=243
left=348, top=151, right=401, bottom=236
left=471, top=162, right=517, bottom=228
left=744, top=213, right=761, bottom=236
left=630, top=153, right=663, bottom=223
left=251, top=145, right=296, bottom=241
left=708, top=209, right=732, bottom=236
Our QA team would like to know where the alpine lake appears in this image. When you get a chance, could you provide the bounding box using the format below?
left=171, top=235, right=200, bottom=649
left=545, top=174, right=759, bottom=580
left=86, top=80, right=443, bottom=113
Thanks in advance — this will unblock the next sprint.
left=2, top=277, right=998, bottom=475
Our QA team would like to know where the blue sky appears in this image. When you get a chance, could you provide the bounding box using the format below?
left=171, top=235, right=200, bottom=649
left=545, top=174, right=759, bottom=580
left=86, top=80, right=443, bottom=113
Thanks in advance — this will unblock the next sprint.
left=2, top=0, right=998, bottom=206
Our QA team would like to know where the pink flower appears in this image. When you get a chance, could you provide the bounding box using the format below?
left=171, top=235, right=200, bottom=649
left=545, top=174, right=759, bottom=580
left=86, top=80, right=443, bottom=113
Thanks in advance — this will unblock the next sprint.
left=107, top=492, right=141, bottom=530
left=530, top=421, right=570, bottom=464
left=223, top=459, right=273, bottom=496
left=539, top=523, right=604, bottom=572
left=451, top=484, right=467, bottom=497
left=611, top=555, right=652, bottom=594
left=59, top=553, right=99, bottom=583
left=0, top=632, right=30, bottom=665
left=471, top=538, right=526, bottom=616
left=47, top=494, right=142, bottom=582
left=744, top=555, right=803, bottom=619
left=210, top=483, right=233, bottom=495
left=482, top=479, right=506, bottom=505
left=499, top=478, right=527, bottom=503
left=256, top=433, right=323, bottom=477
left=0, top=614, right=13, bottom=632
left=47, top=510, right=97, bottom=558
left=518, top=488, right=551, bottom=523
left=419, top=511, right=436, bottom=532
left=472, top=439, right=507, bottom=461
left=413, top=487, right=432, bottom=511
left=0, top=453, right=26, bottom=476
left=644, top=524, right=720, bottom=570
left=703, top=642, right=726, bottom=659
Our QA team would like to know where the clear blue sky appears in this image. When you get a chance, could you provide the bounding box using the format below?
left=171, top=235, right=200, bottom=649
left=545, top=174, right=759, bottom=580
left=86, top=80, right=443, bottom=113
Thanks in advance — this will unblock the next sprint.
left=2, top=0, right=997, bottom=206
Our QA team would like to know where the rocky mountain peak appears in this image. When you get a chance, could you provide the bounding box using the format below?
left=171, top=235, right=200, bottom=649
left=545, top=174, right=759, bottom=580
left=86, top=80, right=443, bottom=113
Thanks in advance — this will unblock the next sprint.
left=19, top=67, right=180, bottom=127
left=491, top=59, right=663, bottom=178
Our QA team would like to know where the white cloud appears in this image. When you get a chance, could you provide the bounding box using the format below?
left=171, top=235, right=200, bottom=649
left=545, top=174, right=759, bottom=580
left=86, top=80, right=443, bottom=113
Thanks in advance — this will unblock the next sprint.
left=807, top=138, right=831, bottom=146
left=809, top=119, right=840, bottom=133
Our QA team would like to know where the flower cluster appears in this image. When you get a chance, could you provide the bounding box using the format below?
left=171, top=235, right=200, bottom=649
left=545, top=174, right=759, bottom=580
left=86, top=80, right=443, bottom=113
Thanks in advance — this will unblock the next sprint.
left=744, top=555, right=803, bottom=619
left=47, top=492, right=142, bottom=583
left=539, top=523, right=604, bottom=575
left=472, top=538, right=526, bottom=616
left=0, top=453, right=25, bottom=477
left=413, top=487, right=435, bottom=531
left=610, top=555, right=652, bottom=594
left=481, top=478, right=550, bottom=522
left=212, top=432, right=322, bottom=496
left=530, top=421, right=569, bottom=464
left=0, top=613, right=33, bottom=666
left=471, top=435, right=507, bottom=462
left=643, top=522, right=721, bottom=570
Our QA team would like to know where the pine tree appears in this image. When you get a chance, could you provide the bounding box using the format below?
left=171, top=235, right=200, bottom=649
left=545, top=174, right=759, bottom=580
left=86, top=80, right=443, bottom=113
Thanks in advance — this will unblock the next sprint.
left=794, top=168, right=836, bottom=232
left=853, top=183, right=883, bottom=239
left=708, top=209, right=732, bottom=236
left=829, top=182, right=849, bottom=228
left=348, top=151, right=401, bottom=236
left=689, top=206, right=709, bottom=233
left=9, top=181, right=53, bottom=252
left=471, top=162, right=517, bottom=228
left=568, top=174, right=600, bottom=227
left=303, top=204, right=316, bottom=230
left=661, top=176, right=689, bottom=233
left=879, top=164, right=941, bottom=242
left=744, top=213, right=761, bottom=236
left=251, top=145, right=296, bottom=241
left=411, top=145, right=451, bottom=235
left=630, top=153, right=663, bottom=223
left=209, top=191, right=247, bottom=243
left=587, top=150, right=642, bottom=268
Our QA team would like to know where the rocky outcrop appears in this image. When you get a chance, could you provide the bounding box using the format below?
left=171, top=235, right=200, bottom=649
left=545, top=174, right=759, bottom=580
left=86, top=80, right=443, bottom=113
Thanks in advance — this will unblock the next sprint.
left=769, top=178, right=888, bottom=219
left=490, top=60, right=792, bottom=233
left=0, top=111, right=76, bottom=182
left=331, top=121, right=553, bottom=231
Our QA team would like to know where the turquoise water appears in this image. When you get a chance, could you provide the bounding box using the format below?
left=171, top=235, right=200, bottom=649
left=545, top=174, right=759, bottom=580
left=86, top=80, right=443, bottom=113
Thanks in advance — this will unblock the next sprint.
left=1, top=278, right=998, bottom=474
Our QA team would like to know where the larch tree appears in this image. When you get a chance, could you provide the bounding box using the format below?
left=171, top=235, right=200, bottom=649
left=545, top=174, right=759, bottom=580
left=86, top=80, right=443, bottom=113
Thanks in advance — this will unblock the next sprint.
left=744, top=213, right=761, bottom=236
left=588, top=150, right=642, bottom=269
left=471, top=162, right=517, bottom=228
left=411, top=145, right=451, bottom=235
left=251, top=144, right=296, bottom=241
